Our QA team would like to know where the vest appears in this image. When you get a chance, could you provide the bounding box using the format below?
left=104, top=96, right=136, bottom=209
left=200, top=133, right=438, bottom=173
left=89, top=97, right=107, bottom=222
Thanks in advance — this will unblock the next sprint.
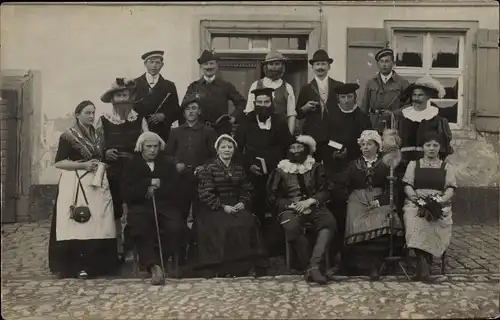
left=257, top=79, right=289, bottom=121
left=414, top=160, right=447, bottom=191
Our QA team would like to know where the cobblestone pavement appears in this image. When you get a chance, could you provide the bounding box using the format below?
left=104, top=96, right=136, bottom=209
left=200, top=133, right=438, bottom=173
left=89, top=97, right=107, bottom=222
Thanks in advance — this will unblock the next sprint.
left=1, top=220, right=499, bottom=279
left=2, top=276, right=500, bottom=319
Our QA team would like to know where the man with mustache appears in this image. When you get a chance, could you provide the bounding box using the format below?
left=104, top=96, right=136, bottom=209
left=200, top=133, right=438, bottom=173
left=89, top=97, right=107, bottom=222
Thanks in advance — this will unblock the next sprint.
left=134, top=50, right=181, bottom=142
left=96, top=78, right=150, bottom=261
left=234, top=87, right=294, bottom=227
left=180, top=50, right=247, bottom=136
left=361, top=48, right=410, bottom=133
left=245, top=51, right=297, bottom=134
left=296, top=49, right=344, bottom=168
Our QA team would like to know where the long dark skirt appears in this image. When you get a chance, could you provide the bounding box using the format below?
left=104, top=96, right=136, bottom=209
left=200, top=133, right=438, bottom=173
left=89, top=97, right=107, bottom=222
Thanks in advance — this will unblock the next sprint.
left=194, top=206, right=268, bottom=276
left=48, top=187, right=120, bottom=278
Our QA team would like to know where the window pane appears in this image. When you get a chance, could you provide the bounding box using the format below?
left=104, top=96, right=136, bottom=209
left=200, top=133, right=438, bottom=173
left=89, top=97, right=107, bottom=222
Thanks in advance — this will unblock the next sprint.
left=212, top=36, right=230, bottom=50
left=252, top=36, right=268, bottom=49
left=271, top=37, right=290, bottom=50
left=431, top=35, right=460, bottom=68
left=432, top=77, right=459, bottom=123
left=229, top=36, right=249, bottom=50
left=394, top=33, right=424, bottom=67
left=288, top=36, right=308, bottom=50
left=432, top=77, right=459, bottom=99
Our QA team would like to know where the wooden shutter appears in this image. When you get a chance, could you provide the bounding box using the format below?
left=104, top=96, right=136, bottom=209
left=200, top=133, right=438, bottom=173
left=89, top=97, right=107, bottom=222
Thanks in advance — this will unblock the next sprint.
left=474, top=29, right=500, bottom=132
left=346, top=28, right=388, bottom=105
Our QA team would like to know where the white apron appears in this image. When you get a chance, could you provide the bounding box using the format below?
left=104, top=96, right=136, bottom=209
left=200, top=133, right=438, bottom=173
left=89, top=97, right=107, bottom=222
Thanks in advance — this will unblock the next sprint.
left=56, top=169, right=116, bottom=241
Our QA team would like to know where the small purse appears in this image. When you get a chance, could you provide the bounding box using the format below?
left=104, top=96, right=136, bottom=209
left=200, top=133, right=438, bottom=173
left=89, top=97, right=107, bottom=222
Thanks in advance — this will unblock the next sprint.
left=69, top=171, right=91, bottom=223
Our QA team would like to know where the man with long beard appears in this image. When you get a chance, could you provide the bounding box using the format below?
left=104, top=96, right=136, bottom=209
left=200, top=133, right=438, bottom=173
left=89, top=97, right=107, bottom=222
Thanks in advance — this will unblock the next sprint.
left=235, top=87, right=293, bottom=226
left=245, top=51, right=297, bottom=134
left=267, top=135, right=337, bottom=284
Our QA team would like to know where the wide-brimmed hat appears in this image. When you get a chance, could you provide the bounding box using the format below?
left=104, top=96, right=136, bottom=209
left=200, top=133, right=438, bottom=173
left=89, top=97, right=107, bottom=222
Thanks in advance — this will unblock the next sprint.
left=181, top=91, right=203, bottom=108
left=262, top=50, right=288, bottom=64
left=309, top=49, right=334, bottom=65
left=100, top=78, right=138, bottom=104
left=404, top=75, right=446, bottom=99
left=197, top=50, right=219, bottom=65
left=294, top=135, right=317, bottom=155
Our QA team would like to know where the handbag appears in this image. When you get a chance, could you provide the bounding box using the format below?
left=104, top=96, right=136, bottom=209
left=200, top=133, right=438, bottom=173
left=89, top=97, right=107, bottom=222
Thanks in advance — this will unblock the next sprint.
left=69, top=171, right=91, bottom=223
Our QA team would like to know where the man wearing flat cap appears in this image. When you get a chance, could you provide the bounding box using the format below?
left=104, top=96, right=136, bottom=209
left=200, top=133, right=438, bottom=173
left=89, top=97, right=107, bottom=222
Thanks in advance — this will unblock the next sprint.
left=296, top=49, right=344, bottom=166
left=181, top=50, right=247, bottom=136
left=361, top=47, right=410, bottom=134
left=235, top=87, right=294, bottom=227
left=134, top=50, right=181, bottom=142
left=245, top=50, right=297, bottom=134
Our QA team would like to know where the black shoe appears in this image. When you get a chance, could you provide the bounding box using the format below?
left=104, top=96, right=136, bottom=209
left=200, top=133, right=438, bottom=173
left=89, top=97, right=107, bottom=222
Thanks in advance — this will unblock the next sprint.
left=306, top=267, right=328, bottom=285
left=254, top=267, right=267, bottom=278
left=369, top=267, right=380, bottom=281
left=151, top=265, right=165, bottom=286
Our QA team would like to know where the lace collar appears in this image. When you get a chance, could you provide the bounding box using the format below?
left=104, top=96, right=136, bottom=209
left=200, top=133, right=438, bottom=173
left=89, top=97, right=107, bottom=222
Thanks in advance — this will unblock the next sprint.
left=103, top=109, right=139, bottom=125
left=402, top=101, right=439, bottom=122
left=277, top=156, right=316, bottom=174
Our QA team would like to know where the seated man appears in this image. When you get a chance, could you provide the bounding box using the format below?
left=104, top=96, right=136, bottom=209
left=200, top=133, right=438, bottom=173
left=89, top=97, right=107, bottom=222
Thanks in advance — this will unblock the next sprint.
left=121, top=132, right=183, bottom=285
left=267, top=135, right=337, bottom=285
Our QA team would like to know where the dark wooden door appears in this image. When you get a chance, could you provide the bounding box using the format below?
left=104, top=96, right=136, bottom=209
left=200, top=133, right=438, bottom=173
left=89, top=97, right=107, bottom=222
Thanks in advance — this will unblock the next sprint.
left=218, top=59, right=259, bottom=114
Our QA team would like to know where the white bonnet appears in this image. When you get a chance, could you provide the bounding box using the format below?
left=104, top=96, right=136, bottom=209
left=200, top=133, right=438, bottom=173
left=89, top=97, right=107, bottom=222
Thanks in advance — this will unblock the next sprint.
left=357, top=130, right=382, bottom=148
left=214, top=134, right=238, bottom=150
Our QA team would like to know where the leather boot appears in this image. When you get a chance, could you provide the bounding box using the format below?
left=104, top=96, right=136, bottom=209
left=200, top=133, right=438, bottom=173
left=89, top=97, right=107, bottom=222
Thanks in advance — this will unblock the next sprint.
left=420, top=252, right=432, bottom=283
left=412, top=251, right=422, bottom=281
left=293, top=235, right=310, bottom=272
left=306, top=229, right=331, bottom=285
left=150, top=265, right=165, bottom=285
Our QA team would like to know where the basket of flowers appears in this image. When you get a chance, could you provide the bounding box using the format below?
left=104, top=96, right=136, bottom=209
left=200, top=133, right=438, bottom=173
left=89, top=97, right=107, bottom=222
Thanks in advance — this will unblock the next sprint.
left=415, top=195, right=445, bottom=222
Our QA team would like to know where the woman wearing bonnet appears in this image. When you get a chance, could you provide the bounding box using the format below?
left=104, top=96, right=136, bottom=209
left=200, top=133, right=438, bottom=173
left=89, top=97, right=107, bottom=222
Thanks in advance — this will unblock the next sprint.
left=338, top=130, right=404, bottom=280
left=48, top=100, right=119, bottom=279
left=195, top=134, right=269, bottom=278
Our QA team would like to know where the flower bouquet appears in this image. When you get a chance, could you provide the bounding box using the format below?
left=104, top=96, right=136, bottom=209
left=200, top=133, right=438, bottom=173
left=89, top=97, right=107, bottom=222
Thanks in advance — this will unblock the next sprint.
left=415, top=195, right=445, bottom=221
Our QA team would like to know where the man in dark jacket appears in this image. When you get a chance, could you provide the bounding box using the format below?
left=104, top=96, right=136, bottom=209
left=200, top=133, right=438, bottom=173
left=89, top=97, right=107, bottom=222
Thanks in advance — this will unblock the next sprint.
left=134, top=50, right=181, bottom=142
left=296, top=49, right=344, bottom=166
left=122, top=132, right=183, bottom=285
left=361, top=48, right=410, bottom=133
left=180, top=50, right=247, bottom=136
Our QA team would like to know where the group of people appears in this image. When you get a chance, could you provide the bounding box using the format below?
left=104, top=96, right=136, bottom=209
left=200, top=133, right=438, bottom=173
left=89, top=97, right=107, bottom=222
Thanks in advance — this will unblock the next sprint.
left=48, top=47, right=456, bottom=286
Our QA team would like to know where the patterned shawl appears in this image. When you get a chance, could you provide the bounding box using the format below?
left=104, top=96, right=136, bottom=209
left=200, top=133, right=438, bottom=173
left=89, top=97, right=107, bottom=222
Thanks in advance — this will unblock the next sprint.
left=60, top=121, right=102, bottom=160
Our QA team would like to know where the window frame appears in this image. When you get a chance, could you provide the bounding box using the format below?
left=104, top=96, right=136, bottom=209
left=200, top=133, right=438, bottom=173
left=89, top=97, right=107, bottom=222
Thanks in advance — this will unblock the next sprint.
left=385, top=20, right=479, bottom=130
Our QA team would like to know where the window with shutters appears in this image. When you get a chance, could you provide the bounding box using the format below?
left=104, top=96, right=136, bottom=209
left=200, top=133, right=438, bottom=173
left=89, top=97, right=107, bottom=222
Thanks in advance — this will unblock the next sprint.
left=393, top=31, right=465, bottom=128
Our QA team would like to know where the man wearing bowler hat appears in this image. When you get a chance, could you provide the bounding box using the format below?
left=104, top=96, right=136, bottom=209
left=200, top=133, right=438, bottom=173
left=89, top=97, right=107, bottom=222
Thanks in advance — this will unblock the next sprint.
left=180, top=50, right=247, bottom=136
left=361, top=47, right=410, bottom=133
left=245, top=50, right=297, bottom=134
left=134, top=50, right=181, bottom=142
left=296, top=49, right=344, bottom=168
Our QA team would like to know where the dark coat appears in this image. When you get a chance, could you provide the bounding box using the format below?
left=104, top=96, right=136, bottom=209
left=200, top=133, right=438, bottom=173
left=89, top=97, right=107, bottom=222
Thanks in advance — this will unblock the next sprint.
left=121, top=153, right=181, bottom=207
left=134, top=74, right=181, bottom=141
left=296, top=77, right=344, bottom=143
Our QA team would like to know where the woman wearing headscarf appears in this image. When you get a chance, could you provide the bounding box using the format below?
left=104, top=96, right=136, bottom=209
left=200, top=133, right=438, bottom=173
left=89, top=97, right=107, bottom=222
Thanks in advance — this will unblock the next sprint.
left=402, top=132, right=457, bottom=283
left=121, top=132, right=183, bottom=285
left=195, top=134, right=269, bottom=278
left=339, top=130, right=404, bottom=280
left=48, top=100, right=119, bottom=279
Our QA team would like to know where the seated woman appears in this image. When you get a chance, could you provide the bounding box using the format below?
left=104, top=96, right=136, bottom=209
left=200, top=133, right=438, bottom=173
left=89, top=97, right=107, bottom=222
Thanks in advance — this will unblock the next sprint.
left=196, top=134, right=269, bottom=278
left=403, top=132, right=456, bottom=283
left=267, top=135, right=337, bottom=285
left=121, top=132, right=183, bottom=285
left=48, top=100, right=119, bottom=279
left=340, top=130, right=404, bottom=280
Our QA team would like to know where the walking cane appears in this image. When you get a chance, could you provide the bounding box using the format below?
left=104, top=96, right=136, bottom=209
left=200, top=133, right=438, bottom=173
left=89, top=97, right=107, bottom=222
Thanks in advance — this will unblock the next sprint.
left=152, top=195, right=166, bottom=278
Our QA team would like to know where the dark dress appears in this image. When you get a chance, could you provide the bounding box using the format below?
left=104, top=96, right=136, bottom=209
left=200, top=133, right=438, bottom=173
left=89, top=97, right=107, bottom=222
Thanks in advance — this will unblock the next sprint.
left=195, top=157, right=268, bottom=276
left=134, top=73, right=181, bottom=142
left=48, top=134, right=119, bottom=278
left=121, top=154, right=184, bottom=270
left=339, top=157, right=404, bottom=274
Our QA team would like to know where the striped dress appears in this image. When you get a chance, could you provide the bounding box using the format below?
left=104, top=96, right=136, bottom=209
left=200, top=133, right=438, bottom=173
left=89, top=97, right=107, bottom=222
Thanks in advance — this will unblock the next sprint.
left=195, top=157, right=268, bottom=275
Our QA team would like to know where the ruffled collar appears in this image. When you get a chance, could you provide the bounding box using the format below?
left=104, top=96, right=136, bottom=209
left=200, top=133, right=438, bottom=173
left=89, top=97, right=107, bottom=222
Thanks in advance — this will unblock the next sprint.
left=103, top=109, right=139, bottom=125
left=277, top=156, right=315, bottom=174
left=402, top=101, right=438, bottom=122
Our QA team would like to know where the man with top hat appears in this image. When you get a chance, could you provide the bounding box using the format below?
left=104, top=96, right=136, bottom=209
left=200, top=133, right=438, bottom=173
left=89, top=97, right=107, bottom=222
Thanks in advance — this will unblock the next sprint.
left=296, top=49, right=344, bottom=166
left=361, top=47, right=410, bottom=133
left=267, top=135, right=337, bottom=284
left=134, top=50, right=181, bottom=142
left=180, top=50, right=247, bottom=136
left=165, top=91, right=218, bottom=264
left=96, top=77, right=150, bottom=260
left=245, top=50, right=297, bottom=134
left=235, top=87, right=294, bottom=226
left=324, top=82, right=372, bottom=266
